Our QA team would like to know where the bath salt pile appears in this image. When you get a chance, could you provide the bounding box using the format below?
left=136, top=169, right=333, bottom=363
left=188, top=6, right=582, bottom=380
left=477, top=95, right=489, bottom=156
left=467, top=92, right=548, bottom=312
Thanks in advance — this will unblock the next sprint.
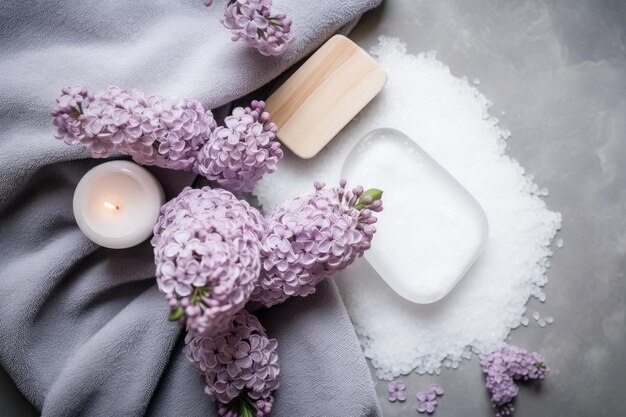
left=253, top=36, right=562, bottom=379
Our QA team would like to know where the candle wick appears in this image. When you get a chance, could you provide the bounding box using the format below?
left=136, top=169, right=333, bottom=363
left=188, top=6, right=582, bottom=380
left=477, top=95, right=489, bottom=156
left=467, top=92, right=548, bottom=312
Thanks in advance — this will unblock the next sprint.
left=103, top=201, right=119, bottom=210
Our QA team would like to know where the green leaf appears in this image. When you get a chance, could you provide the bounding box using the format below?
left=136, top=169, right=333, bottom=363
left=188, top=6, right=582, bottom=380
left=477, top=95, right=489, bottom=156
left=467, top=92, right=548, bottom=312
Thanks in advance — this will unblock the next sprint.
left=355, top=188, right=383, bottom=209
left=168, top=305, right=184, bottom=321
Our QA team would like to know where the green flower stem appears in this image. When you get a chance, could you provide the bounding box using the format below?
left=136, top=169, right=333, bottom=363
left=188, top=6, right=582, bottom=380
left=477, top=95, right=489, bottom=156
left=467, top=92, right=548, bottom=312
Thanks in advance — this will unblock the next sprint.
left=167, top=287, right=210, bottom=321
left=69, top=103, right=83, bottom=118
left=190, top=286, right=210, bottom=305
left=223, top=391, right=256, bottom=417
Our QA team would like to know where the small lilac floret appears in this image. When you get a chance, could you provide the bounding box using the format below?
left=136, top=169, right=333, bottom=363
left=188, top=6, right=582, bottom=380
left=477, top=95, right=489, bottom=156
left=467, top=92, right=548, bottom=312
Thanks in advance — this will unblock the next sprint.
left=416, top=390, right=438, bottom=414
left=387, top=380, right=406, bottom=402
left=416, top=383, right=444, bottom=414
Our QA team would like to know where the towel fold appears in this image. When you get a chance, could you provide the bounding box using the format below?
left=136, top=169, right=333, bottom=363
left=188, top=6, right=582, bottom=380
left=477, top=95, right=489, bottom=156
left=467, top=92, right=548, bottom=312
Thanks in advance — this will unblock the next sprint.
left=0, top=1, right=383, bottom=416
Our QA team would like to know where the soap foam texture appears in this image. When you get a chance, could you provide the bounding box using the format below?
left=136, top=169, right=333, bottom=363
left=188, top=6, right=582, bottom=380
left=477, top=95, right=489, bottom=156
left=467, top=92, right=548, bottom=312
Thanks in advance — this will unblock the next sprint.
left=254, top=37, right=562, bottom=379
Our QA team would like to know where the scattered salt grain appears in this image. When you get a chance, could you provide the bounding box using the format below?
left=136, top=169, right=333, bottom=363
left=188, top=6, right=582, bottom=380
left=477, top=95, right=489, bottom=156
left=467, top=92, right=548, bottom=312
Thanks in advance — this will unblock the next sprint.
left=521, top=317, right=530, bottom=326
left=473, top=78, right=481, bottom=85
left=545, top=316, right=554, bottom=325
left=254, top=37, right=561, bottom=379
left=537, top=318, right=546, bottom=328
left=556, top=238, right=564, bottom=248
left=532, top=312, right=541, bottom=321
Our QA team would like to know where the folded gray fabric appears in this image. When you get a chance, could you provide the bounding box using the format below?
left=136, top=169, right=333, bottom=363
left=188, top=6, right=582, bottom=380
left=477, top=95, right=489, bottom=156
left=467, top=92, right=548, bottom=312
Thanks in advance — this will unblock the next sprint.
left=0, top=1, right=383, bottom=416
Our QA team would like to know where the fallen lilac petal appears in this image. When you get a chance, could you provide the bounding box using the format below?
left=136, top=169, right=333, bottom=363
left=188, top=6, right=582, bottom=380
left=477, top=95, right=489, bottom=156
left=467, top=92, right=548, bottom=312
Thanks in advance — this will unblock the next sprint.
left=429, top=384, right=444, bottom=396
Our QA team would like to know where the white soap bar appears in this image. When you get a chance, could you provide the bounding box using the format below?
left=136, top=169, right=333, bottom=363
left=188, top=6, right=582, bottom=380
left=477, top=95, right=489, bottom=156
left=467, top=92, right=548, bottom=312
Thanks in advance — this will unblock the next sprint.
left=341, top=128, right=488, bottom=303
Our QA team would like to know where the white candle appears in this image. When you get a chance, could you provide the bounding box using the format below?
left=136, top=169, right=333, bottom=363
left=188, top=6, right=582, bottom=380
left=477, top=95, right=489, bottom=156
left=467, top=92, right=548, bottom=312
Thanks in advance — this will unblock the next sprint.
left=73, top=161, right=165, bottom=249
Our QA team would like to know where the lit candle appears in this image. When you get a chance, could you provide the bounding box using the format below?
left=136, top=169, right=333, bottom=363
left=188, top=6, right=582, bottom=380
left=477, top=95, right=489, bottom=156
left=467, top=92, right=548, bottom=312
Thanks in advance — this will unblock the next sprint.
left=73, top=161, right=165, bottom=249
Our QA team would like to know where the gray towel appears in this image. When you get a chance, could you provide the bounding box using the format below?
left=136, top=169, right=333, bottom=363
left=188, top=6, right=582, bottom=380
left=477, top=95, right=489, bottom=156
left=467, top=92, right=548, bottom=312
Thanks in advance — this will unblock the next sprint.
left=0, top=1, right=383, bottom=416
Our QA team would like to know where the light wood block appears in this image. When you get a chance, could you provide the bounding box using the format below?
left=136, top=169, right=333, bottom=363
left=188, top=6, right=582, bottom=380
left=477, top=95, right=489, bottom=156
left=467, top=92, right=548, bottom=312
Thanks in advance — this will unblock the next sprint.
left=265, top=35, right=387, bottom=159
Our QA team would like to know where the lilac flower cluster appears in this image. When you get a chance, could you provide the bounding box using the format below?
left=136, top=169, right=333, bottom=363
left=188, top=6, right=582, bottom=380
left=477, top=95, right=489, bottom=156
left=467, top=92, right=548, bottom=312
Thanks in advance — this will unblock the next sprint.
left=52, top=86, right=282, bottom=192
left=251, top=181, right=383, bottom=307
left=152, top=187, right=266, bottom=337
left=481, top=346, right=548, bottom=417
left=416, top=384, right=444, bottom=414
left=195, top=101, right=282, bottom=192
left=387, top=380, right=407, bottom=402
left=185, top=310, right=279, bottom=417
left=52, top=86, right=216, bottom=168
left=206, top=0, right=294, bottom=56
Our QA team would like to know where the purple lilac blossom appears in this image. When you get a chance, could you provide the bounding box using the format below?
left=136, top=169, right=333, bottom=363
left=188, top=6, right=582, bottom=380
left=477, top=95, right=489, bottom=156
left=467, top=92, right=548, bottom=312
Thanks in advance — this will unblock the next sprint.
left=481, top=345, right=548, bottom=417
left=152, top=187, right=266, bottom=337
left=185, top=310, right=279, bottom=417
left=52, top=86, right=282, bottom=192
left=212, top=0, right=294, bottom=56
left=250, top=181, right=383, bottom=307
left=387, top=380, right=407, bottom=402
left=194, top=100, right=282, bottom=193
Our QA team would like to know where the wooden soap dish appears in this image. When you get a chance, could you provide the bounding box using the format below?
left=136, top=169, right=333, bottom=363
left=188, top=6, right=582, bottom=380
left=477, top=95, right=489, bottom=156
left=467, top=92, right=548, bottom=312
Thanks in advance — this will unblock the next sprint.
left=265, top=35, right=387, bottom=159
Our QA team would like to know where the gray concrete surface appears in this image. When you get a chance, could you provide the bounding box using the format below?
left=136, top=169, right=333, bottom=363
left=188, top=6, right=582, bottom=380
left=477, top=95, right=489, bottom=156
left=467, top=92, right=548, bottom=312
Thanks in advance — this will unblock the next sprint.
left=2, top=0, right=625, bottom=416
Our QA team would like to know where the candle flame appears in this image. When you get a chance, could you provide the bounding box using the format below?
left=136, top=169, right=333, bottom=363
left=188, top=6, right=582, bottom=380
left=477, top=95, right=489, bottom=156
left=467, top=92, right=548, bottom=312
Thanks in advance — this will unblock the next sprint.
left=103, top=201, right=119, bottom=210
